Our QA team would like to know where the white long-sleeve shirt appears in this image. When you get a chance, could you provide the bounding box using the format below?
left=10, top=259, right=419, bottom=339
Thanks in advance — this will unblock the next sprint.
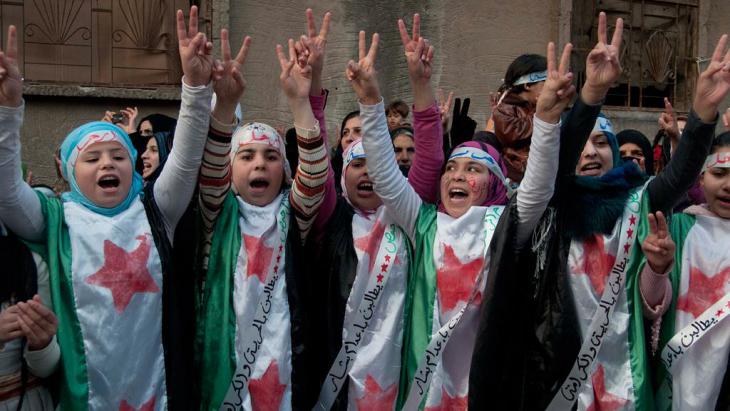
left=359, top=98, right=560, bottom=245
left=0, top=79, right=212, bottom=242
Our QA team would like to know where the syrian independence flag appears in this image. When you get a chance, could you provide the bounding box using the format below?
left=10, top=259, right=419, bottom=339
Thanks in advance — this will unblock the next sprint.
left=652, top=213, right=730, bottom=410
left=556, top=185, right=655, bottom=411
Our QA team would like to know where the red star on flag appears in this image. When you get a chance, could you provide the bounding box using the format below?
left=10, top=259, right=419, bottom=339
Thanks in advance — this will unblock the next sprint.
left=244, top=235, right=274, bottom=282
left=436, top=244, right=484, bottom=311
left=249, top=360, right=287, bottom=411
left=717, top=309, right=725, bottom=317
left=629, top=215, right=636, bottom=226
left=119, top=395, right=155, bottom=411
left=424, top=387, right=468, bottom=411
left=573, top=235, right=615, bottom=296
left=385, top=255, right=391, bottom=263
left=354, top=220, right=386, bottom=274
left=627, top=228, right=634, bottom=239
left=85, top=235, right=159, bottom=313
left=586, top=364, right=628, bottom=411
left=354, top=375, right=398, bottom=411
left=677, top=266, right=730, bottom=318
left=377, top=273, right=384, bottom=283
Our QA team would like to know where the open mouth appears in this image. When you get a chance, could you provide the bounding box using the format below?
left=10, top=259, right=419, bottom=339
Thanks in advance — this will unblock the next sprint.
left=249, top=178, right=270, bottom=191
left=580, top=162, right=602, bottom=175
left=448, top=188, right=469, bottom=200
left=98, top=175, right=120, bottom=189
left=716, top=196, right=730, bottom=206
left=357, top=181, right=374, bottom=192
left=143, top=161, right=152, bottom=171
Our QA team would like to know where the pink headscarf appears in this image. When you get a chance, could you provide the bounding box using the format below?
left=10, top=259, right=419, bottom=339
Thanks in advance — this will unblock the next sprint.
left=443, top=141, right=510, bottom=207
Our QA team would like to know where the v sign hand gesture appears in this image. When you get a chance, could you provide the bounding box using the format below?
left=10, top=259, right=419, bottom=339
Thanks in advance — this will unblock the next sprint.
left=641, top=211, right=675, bottom=274
left=693, top=34, right=730, bottom=122
left=298, top=9, right=331, bottom=95
left=0, top=25, right=22, bottom=108
left=177, top=6, right=215, bottom=87
left=398, top=14, right=434, bottom=85
left=346, top=31, right=381, bottom=105
left=536, top=42, right=576, bottom=124
left=583, top=12, right=624, bottom=105
left=211, top=29, right=250, bottom=123
left=277, top=39, right=312, bottom=102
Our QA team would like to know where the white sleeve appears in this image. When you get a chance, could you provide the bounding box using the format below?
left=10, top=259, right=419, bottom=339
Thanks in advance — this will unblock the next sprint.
left=515, top=115, right=561, bottom=245
left=0, top=102, right=45, bottom=242
left=360, top=99, right=422, bottom=240
left=24, top=335, right=60, bottom=378
left=153, top=80, right=213, bottom=240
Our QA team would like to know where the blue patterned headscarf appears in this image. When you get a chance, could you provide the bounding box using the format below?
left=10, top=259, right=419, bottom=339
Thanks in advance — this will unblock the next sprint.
left=59, top=121, right=144, bottom=216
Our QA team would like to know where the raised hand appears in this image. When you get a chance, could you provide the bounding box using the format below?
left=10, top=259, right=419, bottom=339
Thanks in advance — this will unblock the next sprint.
left=16, top=295, right=58, bottom=351
left=438, top=89, right=454, bottom=131
left=0, top=305, right=22, bottom=344
left=693, top=34, right=730, bottom=122
left=212, top=29, right=250, bottom=122
left=298, top=9, right=331, bottom=95
left=346, top=31, right=380, bottom=105
left=583, top=12, right=624, bottom=105
left=449, top=98, right=477, bottom=149
left=398, top=14, right=435, bottom=84
left=176, top=6, right=215, bottom=87
left=536, top=42, right=576, bottom=124
left=119, top=107, right=139, bottom=134
left=641, top=212, right=675, bottom=274
left=658, top=97, right=680, bottom=139
left=0, top=25, right=22, bottom=107
left=277, top=39, right=312, bottom=101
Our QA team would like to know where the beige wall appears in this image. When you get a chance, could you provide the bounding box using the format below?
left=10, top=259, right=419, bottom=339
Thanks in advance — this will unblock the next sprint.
left=228, top=0, right=561, bottom=145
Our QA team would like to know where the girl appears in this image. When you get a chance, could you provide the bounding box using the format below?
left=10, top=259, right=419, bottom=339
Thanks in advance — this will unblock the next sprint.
left=0, top=7, right=218, bottom=409
left=469, top=15, right=728, bottom=411
left=638, top=131, right=730, bottom=410
left=351, top=24, right=575, bottom=409
left=306, top=15, right=444, bottom=410
left=195, top=10, right=332, bottom=410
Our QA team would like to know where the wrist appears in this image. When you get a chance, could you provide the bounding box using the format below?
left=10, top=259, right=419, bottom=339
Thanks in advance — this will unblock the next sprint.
left=360, top=95, right=381, bottom=106
left=535, top=111, right=560, bottom=125
left=581, top=83, right=609, bottom=105
left=692, top=105, right=718, bottom=124
left=182, top=75, right=209, bottom=88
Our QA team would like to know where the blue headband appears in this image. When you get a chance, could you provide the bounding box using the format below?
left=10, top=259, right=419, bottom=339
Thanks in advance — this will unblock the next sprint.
left=513, top=70, right=548, bottom=86
left=60, top=121, right=144, bottom=216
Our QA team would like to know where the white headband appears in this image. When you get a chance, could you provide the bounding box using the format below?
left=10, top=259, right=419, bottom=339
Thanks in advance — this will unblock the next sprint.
left=231, top=122, right=291, bottom=184
left=703, top=152, right=730, bottom=172
left=449, top=146, right=513, bottom=196
left=513, top=70, right=548, bottom=86
left=65, top=129, right=131, bottom=180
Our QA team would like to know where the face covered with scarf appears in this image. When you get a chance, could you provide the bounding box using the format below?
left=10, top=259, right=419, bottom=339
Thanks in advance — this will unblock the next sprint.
left=60, top=121, right=144, bottom=215
left=342, top=139, right=383, bottom=213
left=440, top=141, right=510, bottom=218
left=231, top=122, right=292, bottom=207
left=575, top=114, right=620, bottom=177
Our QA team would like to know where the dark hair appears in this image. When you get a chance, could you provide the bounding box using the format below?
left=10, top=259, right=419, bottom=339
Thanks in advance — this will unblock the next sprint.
left=617, top=129, right=654, bottom=175
left=340, top=110, right=361, bottom=138
left=390, top=125, right=414, bottom=141
left=386, top=100, right=409, bottom=118
left=711, top=131, right=730, bottom=153
left=500, top=54, right=547, bottom=94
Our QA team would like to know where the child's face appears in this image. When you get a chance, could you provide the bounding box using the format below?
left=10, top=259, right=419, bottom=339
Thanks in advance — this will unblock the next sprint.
left=702, top=147, right=730, bottom=219
left=232, top=143, right=284, bottom=207
left=73, top=141, right=133, bottom=208
left=387, top=112, right=404, bottom=130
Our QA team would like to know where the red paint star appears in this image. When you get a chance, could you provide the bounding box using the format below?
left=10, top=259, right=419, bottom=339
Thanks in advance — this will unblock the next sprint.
left=586, top=364, right=628, bottom=411
left=248, top=360, right=287, bottom=411
left=574, top=235, right=616, bottom=296
left=85, top=235, right=159, bottom=313
left=677, top=266, right=730, bottom=318
left=436, top=244, right=484, bottom=312
left=385, top=255, right=391, bottom=263
left=381, top=263, right=389, bottom=272
left=717, top=309, right=725, bottom=317
left=354, top=375, right=398, bottom=411
left=244, top=235, right=274, bottom=282
left=627, top=228, right=634, bottom=239
left=629, top=215, right=636, bottom=226
left=119, top=395, right=155, bottom=411
left=377, top=273, right=384, bottom=283
left=354, top=220, right=387, bottom=274
left=424, top=387, right=468, bottom=411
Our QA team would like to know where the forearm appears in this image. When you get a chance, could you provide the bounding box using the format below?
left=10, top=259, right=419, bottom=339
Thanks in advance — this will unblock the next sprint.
left=408, top=102, right=443, bottom=204
left=154, top=80, right=213, bottom=239
left=308, top=92, right=336, bottom=234
left=360, top=98, right=421, bottom=238
left=25, top=336, right=60, bottom=378
left=557, top=97, right=602, bottom=181
left=516, top=116, right=560, bottom=245
left=0, top=103, right=45, bottom=241
left=411, top=80, right=435, bottom=112
left=648, top=110, right=716, bottom=213
left=639, top=263, right=672, bottom=320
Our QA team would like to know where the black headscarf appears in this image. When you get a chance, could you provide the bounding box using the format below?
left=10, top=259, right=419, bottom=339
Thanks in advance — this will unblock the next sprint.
left=144, top=129, right=175, bottom=184
left=131, top=114, right=177, bottom=175
left=617, top=129, right=654, bottom=175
